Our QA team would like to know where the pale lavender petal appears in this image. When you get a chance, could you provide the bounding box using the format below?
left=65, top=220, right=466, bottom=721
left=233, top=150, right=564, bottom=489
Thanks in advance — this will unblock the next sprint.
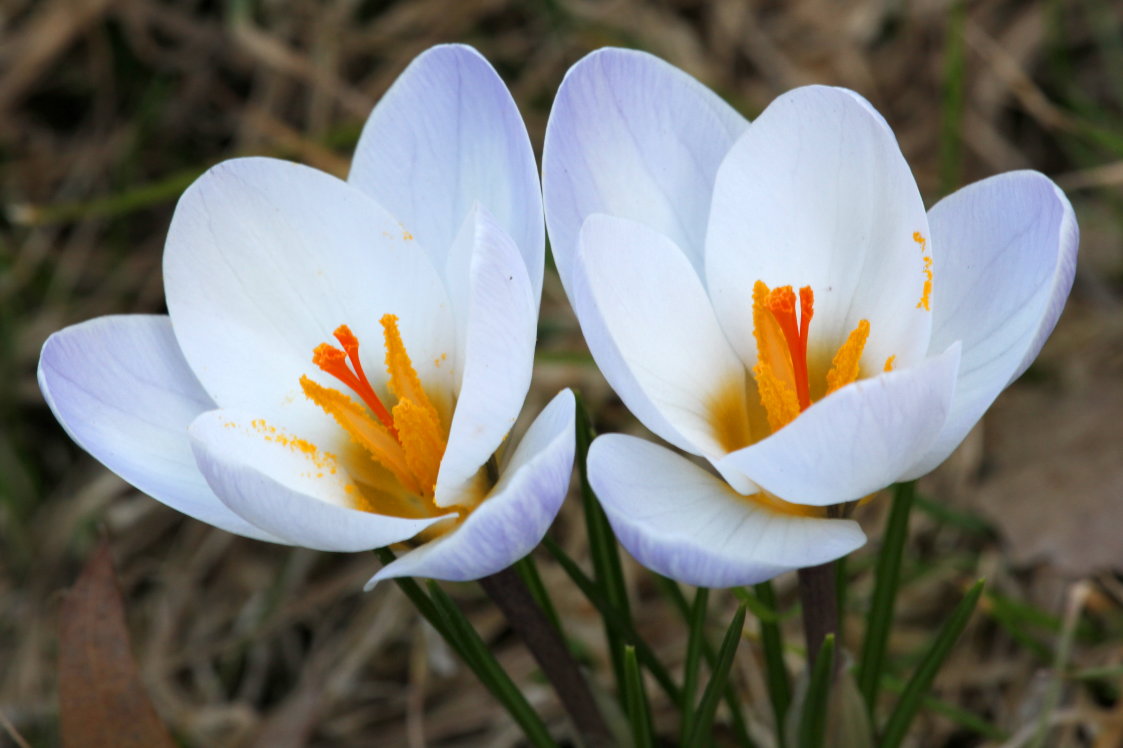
left=903, top=171, right=1079, bottom=478
left=543, top=47, right=747, bottom=289
left=589, top=434, right=865, bottom=588
left=720, top=343, right=961, bottom=505
left=38, top=315, right=282, bottom=541
left=189, top=409, right=448, bottom=551
left=368, top=389, right=574, bottom=585
left=349, top=44, right=543, bottom=298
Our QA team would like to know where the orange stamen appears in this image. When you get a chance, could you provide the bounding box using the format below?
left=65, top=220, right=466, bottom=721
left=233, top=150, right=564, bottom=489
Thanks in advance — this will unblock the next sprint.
left=312, top=326, right=396, bottom=435
left=304, top=316, right=449, bottom=506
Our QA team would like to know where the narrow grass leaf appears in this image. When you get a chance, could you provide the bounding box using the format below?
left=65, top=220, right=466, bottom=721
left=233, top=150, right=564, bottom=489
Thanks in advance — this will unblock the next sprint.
left=685, top=604, right=748, bottom=747
left=880, top=674, right=1008, bottom=741
left=858, top=481, right=916, bottom=710
left=879, top=579, right=984, bottom=748
left=754, top=580, right=791, bottom=745
left=798, top=633, right=836, bottom=748
left=914, top=493, right=994, bottom=536
left=575, top=391, right=633, bottom=697
left=374, top=549, right=555, bottom=748
left=426, top=581, right=558, bottom=748
left=374, top=548, right=460, bottom=648
left=624, top=646, right=654, bottom=748
left=733, top=584, right=782, bottom=623
left=658, top=577, right=754, bottom=747
left=679, top=587, right=709, bottom=743
left=543, top=537, right=681, bottom=703
left=514, top=554, right=564, bottom=634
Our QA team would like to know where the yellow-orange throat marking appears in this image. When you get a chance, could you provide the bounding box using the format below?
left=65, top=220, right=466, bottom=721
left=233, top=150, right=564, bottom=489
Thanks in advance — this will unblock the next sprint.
left=751, top=280, right=873, bottom=433
left=300, top=314, right=446, bottom=503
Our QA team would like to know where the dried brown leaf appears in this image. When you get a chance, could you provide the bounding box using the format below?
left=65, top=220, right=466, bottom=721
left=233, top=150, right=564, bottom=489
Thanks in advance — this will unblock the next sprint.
left=58, top=539, right=175, bottom=748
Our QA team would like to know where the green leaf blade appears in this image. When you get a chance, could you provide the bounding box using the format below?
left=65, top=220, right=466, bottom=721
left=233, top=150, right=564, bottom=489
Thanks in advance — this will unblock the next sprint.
left=879, top=579, right=985, bottom=748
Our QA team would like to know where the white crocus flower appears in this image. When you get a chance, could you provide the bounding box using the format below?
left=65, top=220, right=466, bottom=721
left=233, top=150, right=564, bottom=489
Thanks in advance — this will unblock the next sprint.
left=39, top=45, right=574, bottom=587
left=542, top=49, right=1077, bottom=588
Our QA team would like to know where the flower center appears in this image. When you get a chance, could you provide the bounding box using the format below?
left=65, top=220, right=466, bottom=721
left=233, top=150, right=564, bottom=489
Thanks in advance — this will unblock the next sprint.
left=300, top=314, right=447, bottom=512
left=751, top=280, right=872, bottom=433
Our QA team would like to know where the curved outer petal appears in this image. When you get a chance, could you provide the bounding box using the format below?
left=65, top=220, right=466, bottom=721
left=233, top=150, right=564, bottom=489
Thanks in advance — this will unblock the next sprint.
left=572, top=213, right=752, bottom=466
left=189, top=410, right=448, bottom=551
left=434, top=206, right=537, bottom=508
left=706, top=85, right=933, bottom=374
left=37, top=315, right=282, bottom=542
left=349, top=44, right=544, bottom=300
left=368, top=389, right=575, bottom=586
left=901, top=171, right=1079, bottom=479
left=720, top=343, right=962, bottom=505
left=543, top=47, right=748, bottom=289
left=589, top=434, right=866, bottom=588
left=164, top=157, right=455, bottom=445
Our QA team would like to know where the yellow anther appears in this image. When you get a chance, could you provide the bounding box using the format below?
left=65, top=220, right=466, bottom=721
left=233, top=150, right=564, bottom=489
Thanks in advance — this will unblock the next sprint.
left=751, top=281, right=798, bottom=394
left=754, top=360, right=801, bottom=433
left=382, top=314, right=441, bottom=427
left=393, top=397, right=445, bottom=497
left=883, top=355, right=896, bottom=372
left=825, top=319, right=871, bottom=395
left=300, top=375, right=424, bottom=496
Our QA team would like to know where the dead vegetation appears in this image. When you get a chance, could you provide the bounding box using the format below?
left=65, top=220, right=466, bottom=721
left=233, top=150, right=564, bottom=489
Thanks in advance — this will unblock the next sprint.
left=3, top=0, right=1123, bottom=745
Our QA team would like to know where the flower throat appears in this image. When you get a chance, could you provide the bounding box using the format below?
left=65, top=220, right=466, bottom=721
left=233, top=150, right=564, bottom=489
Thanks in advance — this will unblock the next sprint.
left=300, top=315, right=446, bottom=504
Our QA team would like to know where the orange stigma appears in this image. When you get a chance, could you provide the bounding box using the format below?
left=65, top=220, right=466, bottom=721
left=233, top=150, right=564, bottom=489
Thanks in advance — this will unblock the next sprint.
left=763, top=284, right=814, bottom=410
left=312, top=326, right=396, bottom=437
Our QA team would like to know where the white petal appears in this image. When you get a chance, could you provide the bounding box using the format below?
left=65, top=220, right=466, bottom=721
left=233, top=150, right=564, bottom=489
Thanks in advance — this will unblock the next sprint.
left=589, top=434, right=866, bottom=588
left=164, top=157, right=455, bottom=444
left=189, top=410, right=447, bottom=551
left=349, top=44, right=543, bottom=299
left=720, top=343, right=961, bottom=505
left=706, top=85, right=932, bottom=374
left=434, top=206, right=537, bottom=508
left=902, top=171, right=1078, bottom=479
left=368, top=389, right=575, bottom=585
left=543, top=47, right=747, bottom=289
left=573, top=214, right=750, bottom=460
left=37, top=316, right=282, bottom=541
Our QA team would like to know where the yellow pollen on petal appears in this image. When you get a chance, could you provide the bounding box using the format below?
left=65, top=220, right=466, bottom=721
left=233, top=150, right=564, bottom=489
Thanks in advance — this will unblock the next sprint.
left=826, top=319, right=871, bottom=395
left=883, top=355, right=896, bottom=372
left=914, top=231, right=933, bottom=311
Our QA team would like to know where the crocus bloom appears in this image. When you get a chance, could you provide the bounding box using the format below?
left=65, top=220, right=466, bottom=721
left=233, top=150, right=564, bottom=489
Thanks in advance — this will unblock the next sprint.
left=542, top=49, right=1077, bottom=587
left=39, top=45, right=574, bottom=587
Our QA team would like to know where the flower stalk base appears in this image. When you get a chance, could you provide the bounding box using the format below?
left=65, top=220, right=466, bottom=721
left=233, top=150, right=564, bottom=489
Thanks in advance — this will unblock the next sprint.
left=799, top=560, right=839, bottom=673
left=478, top=566, right=613, bottom=745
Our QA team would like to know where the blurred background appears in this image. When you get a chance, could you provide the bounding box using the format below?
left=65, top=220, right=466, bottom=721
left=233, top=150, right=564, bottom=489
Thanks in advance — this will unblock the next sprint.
left=3, top=0, right=1123, bottom=745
